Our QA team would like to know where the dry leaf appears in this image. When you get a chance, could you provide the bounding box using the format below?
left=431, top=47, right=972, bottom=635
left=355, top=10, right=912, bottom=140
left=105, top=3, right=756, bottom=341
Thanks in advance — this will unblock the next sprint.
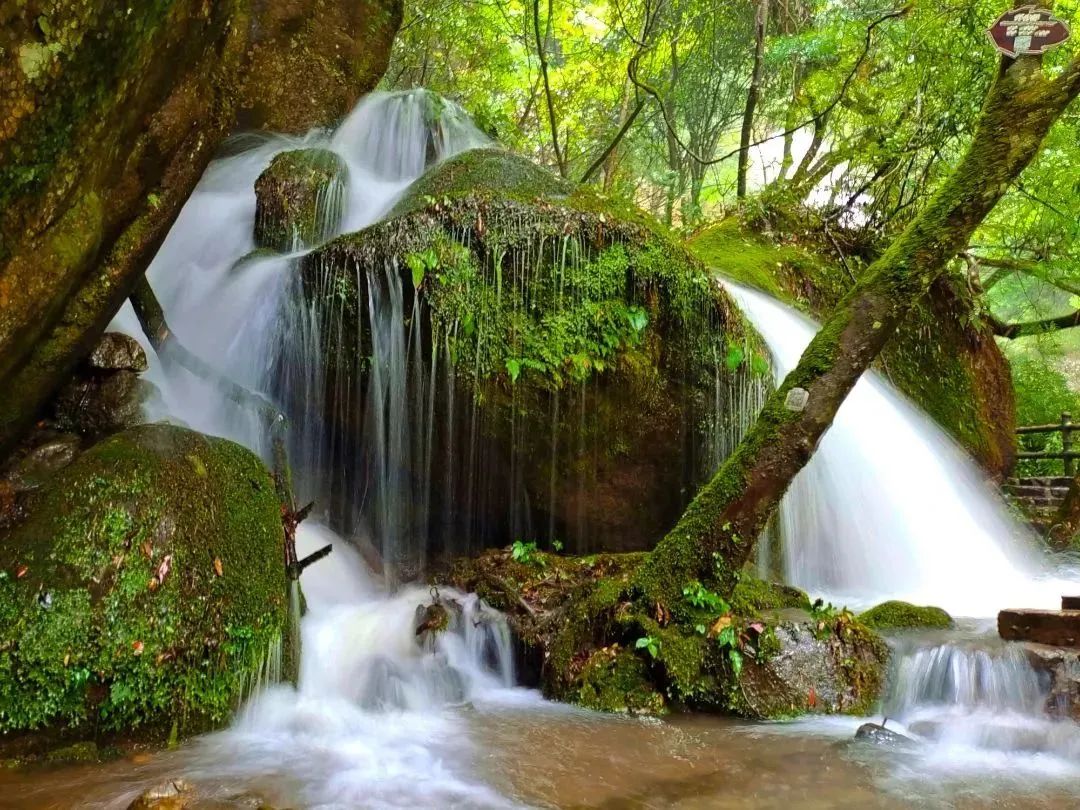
left=154, top=553, right=173, bottom=585
left=141, top=541, right=153, bottom=559
left=147, top=578, right=159, bottom=592
left=213, top=557, right=223, bottom=577
left=708, top=615, right=733, bottom=638
left=15, top=565, right=28, bottom=579
left=63, top=653, right=70, bottom=666
left=132, top=641, right=144, bottom=656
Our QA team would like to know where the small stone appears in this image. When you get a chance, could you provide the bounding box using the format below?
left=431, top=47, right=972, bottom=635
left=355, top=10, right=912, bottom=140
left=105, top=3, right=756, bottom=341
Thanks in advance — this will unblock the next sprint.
left=854, top=722, right=917, bottom=749
left=784, top=387, right=810, bottom=411
left=89, top=332, right=149, bottom=373
left=53, top=371, right=153, bottom=437
left=6, top=434, right=81, bottom=491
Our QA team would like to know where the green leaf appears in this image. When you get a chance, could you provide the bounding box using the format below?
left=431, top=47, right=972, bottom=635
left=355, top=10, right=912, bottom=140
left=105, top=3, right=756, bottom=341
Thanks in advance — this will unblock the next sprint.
left=407, top=254, right=426, bottom=289
left=627, top=306, right=649, bottom=333
left=750, top=354, right=770, bottom=377
left=729, top=648, right=744, bottom=678
left=725, top=345, right=745, bottom=371
left=506, top=359, right=521, bottom=383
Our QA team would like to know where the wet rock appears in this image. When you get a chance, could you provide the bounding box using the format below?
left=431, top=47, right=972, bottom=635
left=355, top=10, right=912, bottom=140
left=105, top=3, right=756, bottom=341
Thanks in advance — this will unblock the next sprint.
left=859, top=600, right=954, bottom=631
left=854, top=722, right=916, bottom=749
left=414, top=598, right=463, bottom=652
left=128, top=779, right=193, bottom=810
left=255, top=149, right=348, bottom=251
left=4, top=433, right=82, bottom=492
left=52, top=371, right=154, bottom=438
left=735, top=617, right=889, bottom=718
left=1022, top=642, right=1080, bottom=719
left=0, top=424, right=289, bottom=740
left=89, top=333, right=149, bottom=373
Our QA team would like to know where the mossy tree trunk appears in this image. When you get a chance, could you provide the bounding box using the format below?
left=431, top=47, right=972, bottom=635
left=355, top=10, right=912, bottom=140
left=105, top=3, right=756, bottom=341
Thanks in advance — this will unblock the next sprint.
left=0, top=0, right=401, bottom=459
left=638, top=49, right=1080, bottom=604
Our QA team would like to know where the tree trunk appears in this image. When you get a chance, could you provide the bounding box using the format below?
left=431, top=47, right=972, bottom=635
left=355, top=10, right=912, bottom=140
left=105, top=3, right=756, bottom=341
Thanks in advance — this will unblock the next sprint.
left=637, top=51, right=1080, bottom=604
left=1049, top=475, right=1080, bottom=550
left=737, top=0, right=769, bottom=198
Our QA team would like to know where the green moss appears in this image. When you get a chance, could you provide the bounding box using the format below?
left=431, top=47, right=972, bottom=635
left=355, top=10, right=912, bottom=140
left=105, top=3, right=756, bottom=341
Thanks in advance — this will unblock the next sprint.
left=859, top=600, right=954, bottom=630
left=390, top=148, right=572, bottom=218
left=0, top=424, right=287, bottom=739
left=575, top=647, right=665, bottom=714
left=730, top=575, right=811, bottom=615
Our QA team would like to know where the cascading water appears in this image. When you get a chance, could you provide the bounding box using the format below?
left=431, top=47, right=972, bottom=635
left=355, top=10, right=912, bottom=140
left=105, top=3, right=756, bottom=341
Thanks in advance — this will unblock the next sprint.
left=722, top=281, right=1080, bottom=617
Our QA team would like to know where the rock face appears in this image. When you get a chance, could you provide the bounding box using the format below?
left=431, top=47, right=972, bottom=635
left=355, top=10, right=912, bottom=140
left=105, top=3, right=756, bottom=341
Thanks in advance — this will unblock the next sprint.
left=444, top=547, right=887, bottom=719
left=0, top=0, right=402, bottom=458
left=1023, top=643, right=1080, bottom=719
left=0, top=424, right=287, bottom=739
left=282, top=149, right=769, bottom=565
left=255, top=149, right=349, bottom=251
left=859, top=600, right=954, bottom=631
left=688, top=220, right=1016, bottom=475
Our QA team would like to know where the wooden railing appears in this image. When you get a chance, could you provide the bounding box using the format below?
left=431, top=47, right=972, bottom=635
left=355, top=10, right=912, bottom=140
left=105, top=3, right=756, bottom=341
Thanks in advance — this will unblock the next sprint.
left=1017, top=411, right=1077, bottom=476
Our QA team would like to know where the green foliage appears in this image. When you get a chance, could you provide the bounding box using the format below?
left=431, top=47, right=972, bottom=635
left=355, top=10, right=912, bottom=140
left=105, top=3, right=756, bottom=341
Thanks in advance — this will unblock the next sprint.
left=510, top=540, right=543, bottom=567
left=682, top=580, right=729, bottom=614
left=634, top=635, right=661, bottom=659
left=1008, top=348, right=1080, bottom=476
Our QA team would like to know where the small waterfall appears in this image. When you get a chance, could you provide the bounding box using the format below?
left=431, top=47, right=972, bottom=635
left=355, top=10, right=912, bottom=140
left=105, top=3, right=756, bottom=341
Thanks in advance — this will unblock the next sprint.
left=875, top=634, right=1080, bottom=767
left=722, top=281, right=1080, bottom=616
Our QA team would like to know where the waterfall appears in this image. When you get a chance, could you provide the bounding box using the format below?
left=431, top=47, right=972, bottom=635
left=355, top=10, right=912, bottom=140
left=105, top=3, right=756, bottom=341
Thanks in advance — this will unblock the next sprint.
left=722, top=281, right=1080, bottom=617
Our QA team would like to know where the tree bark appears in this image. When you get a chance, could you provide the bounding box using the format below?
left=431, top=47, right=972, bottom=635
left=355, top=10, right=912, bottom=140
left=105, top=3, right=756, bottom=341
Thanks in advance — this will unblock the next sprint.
left=637, top=50, right=1080, bottom=603
left=737, top=0, right=770, bottom=198
left=1049, top=476, right=1080, bottom=550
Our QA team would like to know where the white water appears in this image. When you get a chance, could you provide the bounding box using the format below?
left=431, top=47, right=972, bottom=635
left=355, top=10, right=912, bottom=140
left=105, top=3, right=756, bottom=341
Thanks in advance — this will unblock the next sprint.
left=723, top=281, right=1080, bottom=617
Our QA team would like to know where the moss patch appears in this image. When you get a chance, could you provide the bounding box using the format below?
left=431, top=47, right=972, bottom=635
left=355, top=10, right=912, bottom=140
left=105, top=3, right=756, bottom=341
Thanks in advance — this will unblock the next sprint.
left=859, top=600, right=954, bottom=631
left=0, top=424, right=287, bottom=740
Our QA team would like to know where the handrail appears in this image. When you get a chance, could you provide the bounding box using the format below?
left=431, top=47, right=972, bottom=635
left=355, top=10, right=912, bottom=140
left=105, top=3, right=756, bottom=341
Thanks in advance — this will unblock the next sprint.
left=1016, top=412, right=1075, bottom=476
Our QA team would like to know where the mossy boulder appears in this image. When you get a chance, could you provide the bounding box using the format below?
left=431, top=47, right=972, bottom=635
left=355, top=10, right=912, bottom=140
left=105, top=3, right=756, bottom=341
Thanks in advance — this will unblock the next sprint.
left=443, top=548, right=887, bottom=718
left=0, top=424, right=288, bottom=742
left=254, top=149, right=348, bottom=251
left=688, top=218, right=1016, bottom=476
left=859, top=600, right=954, bottom=630
left=286, top=149, right=769, bottom=562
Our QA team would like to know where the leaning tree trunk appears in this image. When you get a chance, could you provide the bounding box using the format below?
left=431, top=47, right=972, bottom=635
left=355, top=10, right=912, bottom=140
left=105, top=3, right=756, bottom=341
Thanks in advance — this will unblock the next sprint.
left=637, top=47, right=1080, bottom=605
left=0, top=0, right=402, bottom=459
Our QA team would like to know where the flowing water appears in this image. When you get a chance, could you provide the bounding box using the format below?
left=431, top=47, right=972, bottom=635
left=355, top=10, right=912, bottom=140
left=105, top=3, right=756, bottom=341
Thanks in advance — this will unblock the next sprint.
left=722, top=282, right=1080, bottom=618
left=9, top=93, right=1080, bottom=808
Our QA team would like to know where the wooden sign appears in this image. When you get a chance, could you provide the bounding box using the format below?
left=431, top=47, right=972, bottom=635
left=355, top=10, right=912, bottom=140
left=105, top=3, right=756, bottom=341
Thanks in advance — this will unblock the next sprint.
left=987, top=6, right=1071, bottom=57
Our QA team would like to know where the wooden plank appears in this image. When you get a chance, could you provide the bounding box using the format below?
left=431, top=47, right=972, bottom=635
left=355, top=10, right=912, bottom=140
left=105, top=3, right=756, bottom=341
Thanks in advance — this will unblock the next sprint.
left=999, top=609, right=1080, bottom=648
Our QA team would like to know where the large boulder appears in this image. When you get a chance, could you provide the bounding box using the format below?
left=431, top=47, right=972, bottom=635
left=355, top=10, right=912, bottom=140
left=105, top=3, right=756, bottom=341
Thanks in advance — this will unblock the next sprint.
left=0, top=424, right=288, bottom=741
left=0, top=0, right=401, bottom=458
left=279, top=149, right=770, bottom=570
left=254, top=149, right=349, bottom=251
left=689, top=219, right=1016, bottom=476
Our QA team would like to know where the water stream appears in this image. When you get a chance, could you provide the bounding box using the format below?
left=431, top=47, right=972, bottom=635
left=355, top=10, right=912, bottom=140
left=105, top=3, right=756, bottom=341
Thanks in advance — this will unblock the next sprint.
left=11, top=92, right=1080, bottom=808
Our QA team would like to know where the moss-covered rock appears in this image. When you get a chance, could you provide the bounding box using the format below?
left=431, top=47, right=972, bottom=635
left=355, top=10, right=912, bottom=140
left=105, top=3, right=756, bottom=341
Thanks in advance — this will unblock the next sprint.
left=289, top=149, right=769, bottom=558
left=0, top=424, right=287, bottom=741
left=688, top=218, right=1016, bottom=476
left=255, top=149, right=348, bottom=251
left=442, top=547, right=887, bottom=719
left=858, top=600, right=954, bottom=630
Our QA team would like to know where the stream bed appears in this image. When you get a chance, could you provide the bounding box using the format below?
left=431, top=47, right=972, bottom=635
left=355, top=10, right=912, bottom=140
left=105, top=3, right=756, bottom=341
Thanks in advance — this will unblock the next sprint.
left=5, top=704, right=1080, bottom=809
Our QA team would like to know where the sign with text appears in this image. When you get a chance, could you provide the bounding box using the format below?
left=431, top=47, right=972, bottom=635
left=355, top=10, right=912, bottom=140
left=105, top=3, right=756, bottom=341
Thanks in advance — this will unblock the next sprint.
left=987, top=6, right=1071, bottom=58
